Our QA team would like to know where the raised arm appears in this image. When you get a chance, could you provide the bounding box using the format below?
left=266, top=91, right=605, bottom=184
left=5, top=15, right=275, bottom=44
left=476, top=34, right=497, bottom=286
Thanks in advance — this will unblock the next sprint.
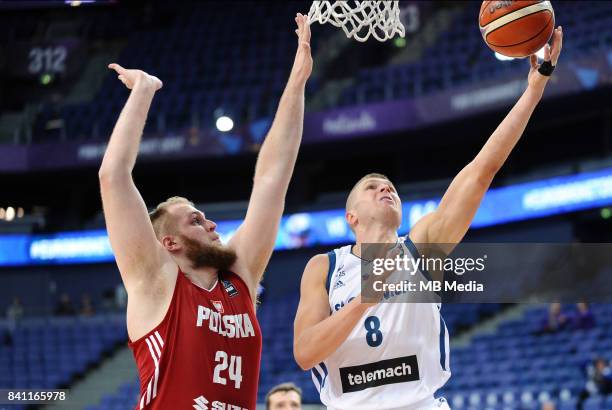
left=229, top=14, right=313, bottom=289
left=294, top=254, right=373, bottom=370
left=98, top=64, right=171, bottom=290
left=411, top=27, right=563, bottom=248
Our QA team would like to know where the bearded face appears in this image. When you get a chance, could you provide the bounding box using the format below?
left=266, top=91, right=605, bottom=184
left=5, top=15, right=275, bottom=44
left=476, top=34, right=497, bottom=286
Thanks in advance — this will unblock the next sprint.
left=181, top=235, right=237, bottom=271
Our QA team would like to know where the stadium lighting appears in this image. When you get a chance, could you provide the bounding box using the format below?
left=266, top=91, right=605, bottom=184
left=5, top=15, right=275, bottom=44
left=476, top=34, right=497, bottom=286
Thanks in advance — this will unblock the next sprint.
left=216, top=116, right=234, bottom=132
left=494, top=46, right=547, bottom=62
left=40, top=74, right=53, bottom=85
left=17, top=208, right=24, bottom=218
left=494, top=52, right=515, bottom=61
left=393, top=37, right=407, bottom=48
left=67, top=0, right=96, bottom=6
left=0, top=208, right=4, bottom=220
left=5, top=207, right=15, bottom=222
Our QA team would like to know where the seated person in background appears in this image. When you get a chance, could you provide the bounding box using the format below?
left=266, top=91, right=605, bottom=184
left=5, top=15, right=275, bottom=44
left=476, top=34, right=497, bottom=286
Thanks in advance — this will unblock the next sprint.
left=80, top=294, right=95, bottom=317
left=572, top=302, right=595, bottom=330
left=578, top=357, right=612, bottom=407
left=588, top=358, right=612, bottom=395
left=4, top=296, right=24, bottom=346
left=541, top=402, right=556, bottom=410
left=539, top=303, right=569, bottom=334
left=6, top=296, right=24, bottom=322
left=101, top=288, right=116, bottom=312
left=266, top=383, right=302, bottom=410
left=54, top=293, right=76, bottom=316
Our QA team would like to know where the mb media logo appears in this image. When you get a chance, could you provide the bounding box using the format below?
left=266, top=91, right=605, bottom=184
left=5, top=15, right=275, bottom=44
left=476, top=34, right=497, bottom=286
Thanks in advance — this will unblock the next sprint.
left=339, top=355, right=420, bottom=393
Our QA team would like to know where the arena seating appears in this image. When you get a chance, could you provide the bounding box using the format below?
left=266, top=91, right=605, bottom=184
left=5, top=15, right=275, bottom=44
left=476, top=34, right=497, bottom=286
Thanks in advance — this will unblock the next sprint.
left=41, top=1, right=315, bottom=144
left=337, top=1, right=612, bottom=107
left=0, top=314, right=126, bottom=390
left=17, top=300, right=611, bottom=409
left=442, top=304, right=612, bottom=410
left=27, top=1, right=612, bottom=145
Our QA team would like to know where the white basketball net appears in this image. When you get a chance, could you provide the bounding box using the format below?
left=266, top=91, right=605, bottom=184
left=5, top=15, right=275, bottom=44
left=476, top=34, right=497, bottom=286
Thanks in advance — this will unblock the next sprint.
left=307, top=1, right=406, bottom=42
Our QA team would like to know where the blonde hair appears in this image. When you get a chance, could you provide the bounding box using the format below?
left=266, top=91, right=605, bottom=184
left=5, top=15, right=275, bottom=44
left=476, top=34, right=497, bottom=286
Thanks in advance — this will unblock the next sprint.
left=149, top=196, right=194, bottom=239
left=345, top=172, right=391, bottom=211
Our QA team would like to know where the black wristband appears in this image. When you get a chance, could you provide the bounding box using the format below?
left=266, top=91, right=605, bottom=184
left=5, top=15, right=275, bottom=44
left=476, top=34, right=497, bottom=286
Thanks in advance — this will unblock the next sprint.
left=538, top=60, right=555, bottom=76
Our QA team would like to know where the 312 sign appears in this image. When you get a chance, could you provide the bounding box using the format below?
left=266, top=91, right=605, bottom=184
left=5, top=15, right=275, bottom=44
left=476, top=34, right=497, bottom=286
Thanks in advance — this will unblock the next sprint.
left=28, top=46, right=67, bottom=74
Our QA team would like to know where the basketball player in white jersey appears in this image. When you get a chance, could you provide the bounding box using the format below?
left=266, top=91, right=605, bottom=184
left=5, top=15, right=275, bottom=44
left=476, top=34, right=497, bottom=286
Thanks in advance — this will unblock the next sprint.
left=294, top=27, right=562, bottom=410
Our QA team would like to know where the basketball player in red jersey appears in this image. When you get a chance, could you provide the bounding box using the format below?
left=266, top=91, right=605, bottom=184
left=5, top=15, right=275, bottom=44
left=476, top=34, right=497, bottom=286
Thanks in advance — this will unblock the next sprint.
left=98, top=14, right=312, bottom=410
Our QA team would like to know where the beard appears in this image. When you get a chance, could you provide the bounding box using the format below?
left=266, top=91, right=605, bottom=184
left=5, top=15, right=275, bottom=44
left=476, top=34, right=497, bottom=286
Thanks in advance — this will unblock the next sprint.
left=181, top=235, right=237, bottom=271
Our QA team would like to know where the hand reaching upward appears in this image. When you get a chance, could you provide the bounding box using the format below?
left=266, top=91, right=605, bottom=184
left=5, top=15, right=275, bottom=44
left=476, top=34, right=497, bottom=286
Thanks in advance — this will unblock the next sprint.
left=108, top=63, right=163, bottom=92
left=528, top=26, right=563, bottom=90
left=289, top=13, right=313, bottom=86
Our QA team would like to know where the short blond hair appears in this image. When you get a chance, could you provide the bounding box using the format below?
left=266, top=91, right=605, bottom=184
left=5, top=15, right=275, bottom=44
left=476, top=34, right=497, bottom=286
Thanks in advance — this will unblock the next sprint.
left=345, top=173, right=392, bottom=211
left=149, top=196, right=194, bottom=239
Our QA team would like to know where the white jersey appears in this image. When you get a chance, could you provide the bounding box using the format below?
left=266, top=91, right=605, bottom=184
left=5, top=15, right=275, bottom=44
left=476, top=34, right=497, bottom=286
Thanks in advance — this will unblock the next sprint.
left=312, top=237, right=451, bottom=410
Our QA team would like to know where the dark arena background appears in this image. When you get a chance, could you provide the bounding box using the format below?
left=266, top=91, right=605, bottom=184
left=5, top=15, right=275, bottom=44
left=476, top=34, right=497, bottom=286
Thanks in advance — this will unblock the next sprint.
left=1, top=1, right=612, bottom=409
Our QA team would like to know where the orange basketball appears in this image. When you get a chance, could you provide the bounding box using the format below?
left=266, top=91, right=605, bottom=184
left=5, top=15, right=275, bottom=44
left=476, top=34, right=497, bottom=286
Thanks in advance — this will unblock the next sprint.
left=479, top=0, right=555, bottom=58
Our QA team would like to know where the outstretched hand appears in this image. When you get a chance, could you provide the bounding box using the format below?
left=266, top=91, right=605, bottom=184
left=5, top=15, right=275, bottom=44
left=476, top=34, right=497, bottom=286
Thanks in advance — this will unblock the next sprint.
left=528, top=25, right=563, bottom=90
left=108, top=63, right=163, bottom=92
left=289, top=13, right=313, bottom=85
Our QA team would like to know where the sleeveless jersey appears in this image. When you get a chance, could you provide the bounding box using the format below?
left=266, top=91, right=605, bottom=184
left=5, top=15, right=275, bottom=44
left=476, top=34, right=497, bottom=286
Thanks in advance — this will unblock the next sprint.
left=129, top=269, right=262, bottom=410
left=312, top=237, right=450, bottom=410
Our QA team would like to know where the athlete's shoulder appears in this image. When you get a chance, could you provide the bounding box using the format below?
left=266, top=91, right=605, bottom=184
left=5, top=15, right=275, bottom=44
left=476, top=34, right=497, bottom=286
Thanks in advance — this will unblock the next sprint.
left=305, top=253, right=329, bottom=273
left=300, top=253, right=329, bottom=288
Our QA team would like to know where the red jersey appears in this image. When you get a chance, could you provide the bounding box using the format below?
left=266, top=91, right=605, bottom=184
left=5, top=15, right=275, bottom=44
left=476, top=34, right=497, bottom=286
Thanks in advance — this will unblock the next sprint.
left=129, top=269, right=262, bottom=410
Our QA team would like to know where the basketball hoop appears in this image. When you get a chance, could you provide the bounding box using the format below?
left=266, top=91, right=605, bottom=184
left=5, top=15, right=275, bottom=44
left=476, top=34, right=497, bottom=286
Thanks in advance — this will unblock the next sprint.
left=307, top=1, right=405, bottom=43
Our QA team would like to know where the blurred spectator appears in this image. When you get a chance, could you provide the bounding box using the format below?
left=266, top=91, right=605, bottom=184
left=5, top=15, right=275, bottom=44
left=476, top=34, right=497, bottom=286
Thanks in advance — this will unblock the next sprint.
left=6, top=296, right=24, bottom=322
left=115, top=283, right=127, bottom=310
left=265, top=382, right=302, bottom=410
left=573, top=302, right=596, bottom=330
left=586, top=357, right=612, bottom=395
left=579, top=357, right=612, bottom=407
left=538, top=303, right=569, bottom=334
left=4, top=296, right=24, bottom=346
left=101, top=288, right=116, bottom=312
left=541, top=402, right=556, bottom=410
left=54, top=293, right=76, bottom=316
left=257, top=283, right=265, bottom=305
left=80, top=294, right=95, bottom=317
